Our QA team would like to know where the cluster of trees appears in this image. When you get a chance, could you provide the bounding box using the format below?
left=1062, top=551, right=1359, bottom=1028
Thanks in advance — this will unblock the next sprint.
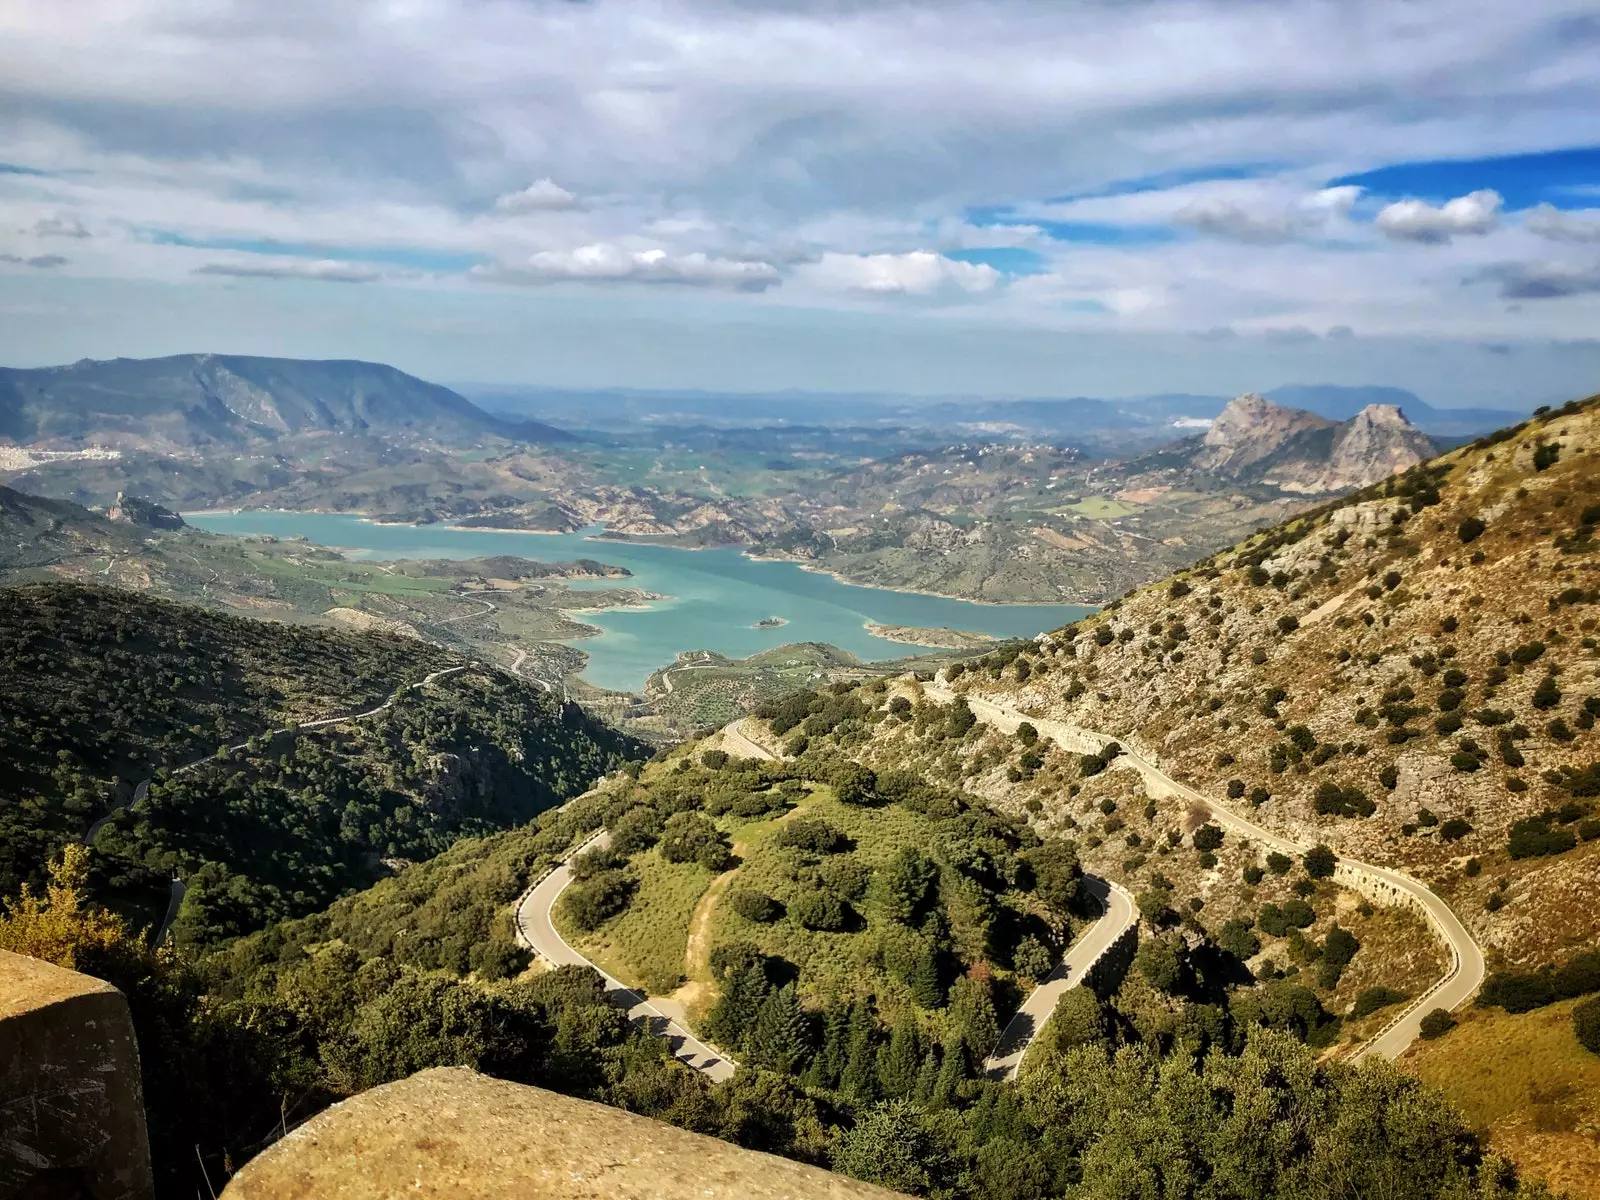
left=0, top=583, right=457, bottom=899
left=1478, top=948, right=1600, bottom=1014
left=1, top=582, right=639, bottom=943
left=6, top=785, right=1562, bottom=1200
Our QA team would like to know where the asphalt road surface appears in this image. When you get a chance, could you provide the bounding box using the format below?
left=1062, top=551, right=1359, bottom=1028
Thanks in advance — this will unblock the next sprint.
left=983, top=874, right=1137, bottom=1080
left=515, top=831, right=737, bottom=1082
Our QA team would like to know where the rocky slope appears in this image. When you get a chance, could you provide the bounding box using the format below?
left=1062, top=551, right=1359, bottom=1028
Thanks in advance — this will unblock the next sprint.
left=1155, top=392, right=1439, bottom=494
left=933, top=392, right=1599, bottom=969
left=0, top=354, right=570, bottom=451
left=0, top=484, right=147, bottom=568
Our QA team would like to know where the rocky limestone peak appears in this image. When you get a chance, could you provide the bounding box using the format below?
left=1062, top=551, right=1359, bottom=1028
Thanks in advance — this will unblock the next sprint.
left=1346, top=402, right=1414, bottom=431
left=1194, top=392, right=1334, bottom=475
left=1323, top=402, right=1434, bottom=489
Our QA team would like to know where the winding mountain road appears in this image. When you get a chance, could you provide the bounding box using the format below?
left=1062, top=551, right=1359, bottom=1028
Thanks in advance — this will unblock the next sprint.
left=983, top=874, right=1137, bottom=1080
left=514, top=832, right=737, bottom=1081
left=83, top=664, right=471, bottom=943
left=924, top=683, right=1486, bottom=1061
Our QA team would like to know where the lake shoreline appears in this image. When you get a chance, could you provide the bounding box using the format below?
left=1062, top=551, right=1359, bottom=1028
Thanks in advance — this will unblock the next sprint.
left=182, top=509, right=1092, bottom=694
left=182, top=506, right=1095, bottom=609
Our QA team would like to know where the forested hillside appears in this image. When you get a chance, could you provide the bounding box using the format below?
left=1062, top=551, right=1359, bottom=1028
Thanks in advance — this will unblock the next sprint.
left=0, top=583, right=640, bottom=935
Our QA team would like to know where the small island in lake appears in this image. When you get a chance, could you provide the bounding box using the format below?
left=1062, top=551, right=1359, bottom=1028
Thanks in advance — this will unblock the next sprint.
left=864, top=622, right=997, bottom=649
left=755, top=616, right=788, bottom=629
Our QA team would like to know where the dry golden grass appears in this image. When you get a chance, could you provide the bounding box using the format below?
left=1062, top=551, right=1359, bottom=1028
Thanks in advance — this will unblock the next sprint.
left=1403, top=998, right=1600, bottom=1199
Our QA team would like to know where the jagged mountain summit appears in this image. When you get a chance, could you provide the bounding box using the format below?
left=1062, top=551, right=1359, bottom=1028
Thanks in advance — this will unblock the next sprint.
left=0, top=353, right=571, bottom=451
left=1154, top=392, right=1438, bottom=494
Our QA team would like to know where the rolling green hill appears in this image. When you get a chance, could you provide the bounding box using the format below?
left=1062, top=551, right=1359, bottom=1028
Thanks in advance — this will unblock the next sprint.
left=0, top=582, right=641, bottom=938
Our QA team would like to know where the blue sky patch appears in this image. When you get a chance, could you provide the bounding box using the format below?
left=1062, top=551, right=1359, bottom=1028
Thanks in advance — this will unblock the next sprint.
left=1331, top=146, right=1600, bottom=210
left=1043, top=162, right=1282, bottom=205
left=945, top=246, right=1048, bottom=275
left=965, top=208, right=1177, bottom=246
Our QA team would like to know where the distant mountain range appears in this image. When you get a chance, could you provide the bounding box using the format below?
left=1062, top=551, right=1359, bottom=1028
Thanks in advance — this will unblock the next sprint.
left=0, top=354, right=571, bottom=451
left=460, top=380, right=1523, bottom=446
left=1134, top=392, right=1438, bottom=493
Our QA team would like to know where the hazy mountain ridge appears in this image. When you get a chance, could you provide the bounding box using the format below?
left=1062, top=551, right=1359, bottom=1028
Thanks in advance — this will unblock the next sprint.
left=464, top=380, right=1525, bottom=442
left=0, top=353, right=571, bottom=450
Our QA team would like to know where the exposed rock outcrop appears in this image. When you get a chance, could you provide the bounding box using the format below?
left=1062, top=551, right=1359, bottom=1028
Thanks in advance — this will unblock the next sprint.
left=0, top=950, right=154, bottom=1200
left=105, top=492, right=185, bottom=530
left=1191, top=393, right=1334, bottom=477
left=1160, top=393, right=1437, bottom=494
left=221, top=1067, right=909, bottom=1199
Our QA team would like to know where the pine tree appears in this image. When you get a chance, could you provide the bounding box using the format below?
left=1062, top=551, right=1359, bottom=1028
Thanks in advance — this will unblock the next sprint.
left=910, top=940, right=944, bottom=1008
left=707, top=961, right=770, bottom=1050
left=931, top=1035, right=966, bottom=1108
left=813, top=1001, right=850, bottom=1090
left=948, top=975, right=1000, bottom=1062
left=877, top=1010, right=921, bottom=1098
left=913, top=1046, right=941, bottom=1102
left=839, top=997, right=879, bottom=1101
left=750, top=982, right=809, bottom=1073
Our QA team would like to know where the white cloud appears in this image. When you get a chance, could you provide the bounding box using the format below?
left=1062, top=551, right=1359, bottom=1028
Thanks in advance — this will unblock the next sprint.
left=1164, top=184, right=1360, bottom=244
left=0, top=252, right=68, bottom=268
left=494, top=179, right=583, bottom=214
left=479, top=244, right=781, bottom=291
left=1173, top=199, right=1297, bottom=244
left=1302, top=186, right=1362, bottom=215
left=1479, top=259, right=1600, bottom=299
left=1375, top=190, right=1501, bottom=243
left=799, top=251, right=1001, bottom=296
left=193, top=259, right=381, bottom=282
left=30, top=215, right=90, bottom=238
left=1525, top=202, right=1600, bottom=244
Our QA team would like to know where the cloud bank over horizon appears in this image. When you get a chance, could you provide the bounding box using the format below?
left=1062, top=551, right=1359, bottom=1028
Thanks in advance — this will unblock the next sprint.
left=1, top=0, right=1599, bottom=404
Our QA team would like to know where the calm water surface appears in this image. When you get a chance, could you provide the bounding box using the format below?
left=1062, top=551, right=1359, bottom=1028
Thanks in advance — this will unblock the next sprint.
left=186, top=512, right=1092, bottom=691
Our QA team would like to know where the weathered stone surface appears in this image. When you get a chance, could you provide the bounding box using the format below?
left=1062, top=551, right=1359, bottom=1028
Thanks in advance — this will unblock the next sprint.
left=222, top=1067, right=908, bottom=1200
left=0, top=950, right=153, bottom=1200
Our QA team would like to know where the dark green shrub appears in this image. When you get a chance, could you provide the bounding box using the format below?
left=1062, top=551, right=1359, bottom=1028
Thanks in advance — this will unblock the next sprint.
left=1508, top=818, right=1577, bottom=859
left=1266, top=851, right=1293, bottom=875
left=1457, top=516, right=1486, bottom=544
left=730, top=889, right=781, bottom=922
left=562, top=869, right=635, bottom=931
left=789, top=889, right=850, bottom=931
left=1192, top=824, right=1224, bottom=852
left=1352, top=986, right=1409, bottom=1018
left=1303, top=844, right=1337, bottom=878
left=775, top=817, right=848, bottom=855
left=659, top=812, right=733, bottom=870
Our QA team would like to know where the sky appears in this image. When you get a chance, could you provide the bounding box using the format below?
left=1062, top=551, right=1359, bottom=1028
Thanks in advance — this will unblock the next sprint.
left=2, top=0, right=1600, bottom=408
